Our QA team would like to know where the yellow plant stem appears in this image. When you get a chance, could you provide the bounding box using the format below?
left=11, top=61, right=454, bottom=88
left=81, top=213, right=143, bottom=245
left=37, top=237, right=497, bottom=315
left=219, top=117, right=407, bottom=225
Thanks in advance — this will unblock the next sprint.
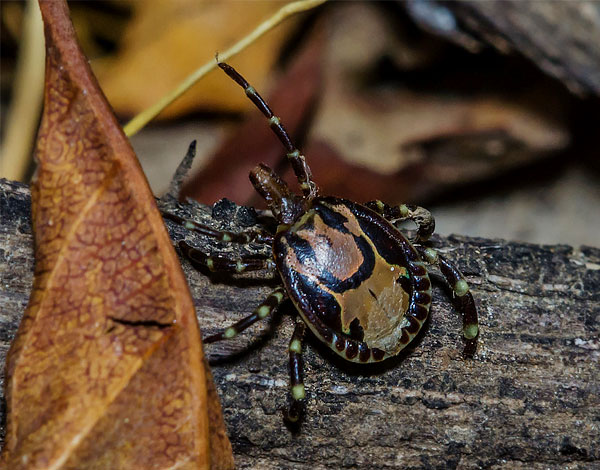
left=0, top=0, right=45, bottom=181
left=123, top=0, right=327, bottom=138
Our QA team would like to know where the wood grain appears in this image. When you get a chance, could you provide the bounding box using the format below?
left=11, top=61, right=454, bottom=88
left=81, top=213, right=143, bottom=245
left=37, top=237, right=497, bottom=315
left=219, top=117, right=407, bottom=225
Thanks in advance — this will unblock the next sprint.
left=1, top=178, right=598, bottom=469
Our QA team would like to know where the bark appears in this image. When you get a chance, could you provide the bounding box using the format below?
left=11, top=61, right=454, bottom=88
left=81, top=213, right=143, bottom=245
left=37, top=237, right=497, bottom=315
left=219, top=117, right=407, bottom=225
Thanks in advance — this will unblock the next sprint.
left=408, top=0, right=600, bottom=96
left=1, top=177, right=598, bottom=469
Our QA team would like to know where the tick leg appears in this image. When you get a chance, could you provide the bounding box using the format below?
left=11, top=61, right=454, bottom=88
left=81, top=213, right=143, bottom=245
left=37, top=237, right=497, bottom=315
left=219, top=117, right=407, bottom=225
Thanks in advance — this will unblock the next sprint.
left=218, top=62, right=318, bottom=200
left=164, top=212, right=274, bottom=244
left=285, top=319, right=307, bottom=423
left=179, top=240, right=276, bottom=274
left=203, top=287, right=287, bottom=343
left=416, top=246, right=479, bottom=356
left=365, top=200, right=435, bottom=242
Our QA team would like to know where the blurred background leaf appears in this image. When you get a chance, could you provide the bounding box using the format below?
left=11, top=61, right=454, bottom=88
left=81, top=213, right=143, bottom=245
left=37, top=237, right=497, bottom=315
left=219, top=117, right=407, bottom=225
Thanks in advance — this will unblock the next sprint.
left=1, top=0, right=599, bottom=245
left=92, top=0, right=298, bottom=117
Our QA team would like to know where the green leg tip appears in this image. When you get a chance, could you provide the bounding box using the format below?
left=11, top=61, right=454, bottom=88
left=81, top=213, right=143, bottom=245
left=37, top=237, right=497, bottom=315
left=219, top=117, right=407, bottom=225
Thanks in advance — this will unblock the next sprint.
left=455, top=279, right=470, bottom=297
left=464, top=324, right=479, bottom=340
left=292, top=384, right=306, bottom=401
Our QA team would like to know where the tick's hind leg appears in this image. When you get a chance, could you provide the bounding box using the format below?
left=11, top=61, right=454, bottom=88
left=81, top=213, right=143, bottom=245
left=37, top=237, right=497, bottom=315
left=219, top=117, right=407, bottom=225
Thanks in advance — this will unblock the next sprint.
left=203, top=287, right=287, bottom=343
left=416, top=246, right=479, bottom=356
left=179, top=240, right=276, bottom=274
left=365, top=200, right=435, bottom=242
left=285, top=319, right=307, bottom=424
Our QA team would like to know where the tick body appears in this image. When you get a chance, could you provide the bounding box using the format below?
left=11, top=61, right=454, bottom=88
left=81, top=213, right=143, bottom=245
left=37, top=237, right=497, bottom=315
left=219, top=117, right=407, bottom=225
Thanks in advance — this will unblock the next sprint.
left=275, top=197, right=431, bottom=363
left=167, top=62, right=479, bottom=423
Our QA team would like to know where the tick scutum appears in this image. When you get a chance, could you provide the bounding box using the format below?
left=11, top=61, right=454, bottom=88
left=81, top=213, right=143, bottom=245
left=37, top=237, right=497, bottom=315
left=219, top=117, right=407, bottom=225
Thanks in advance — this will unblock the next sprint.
left=275, top=197, right=431, bottom=362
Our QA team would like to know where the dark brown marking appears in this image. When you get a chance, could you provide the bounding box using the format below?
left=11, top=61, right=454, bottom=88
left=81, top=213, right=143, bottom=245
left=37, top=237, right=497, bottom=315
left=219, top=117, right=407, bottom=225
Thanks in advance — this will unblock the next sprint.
left=413, top=276, right=431, bottom=291
left=409, top=264, right=427, bottom=276
left=276, top=235, right=344, bottom=334
left=320, top=328, right=333, bottom=342
left=359, top=343, right=371, bottom=362
left=335, top=336, right=345, bottom=352
left=413, top=304, right=429, bottom=321
left=400, top=329, right=410, bottom=344
left=372, top=348, right=385, bottom=361
left=397, top=275, right=412, bottom=294
left=345, top=341, right=358, bottom=359
left=405, top=316, right=421, bottom=334
left=284, top=204, right=378, bottom=295
left=348, top=317, right=365, bottom=341
left=414, top=291, right=432, bottom=305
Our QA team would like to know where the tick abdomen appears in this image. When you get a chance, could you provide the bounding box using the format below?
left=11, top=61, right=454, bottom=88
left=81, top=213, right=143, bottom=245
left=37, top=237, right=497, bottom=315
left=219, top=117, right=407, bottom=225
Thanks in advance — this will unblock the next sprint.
left=275, top=198, right=430, bottom=360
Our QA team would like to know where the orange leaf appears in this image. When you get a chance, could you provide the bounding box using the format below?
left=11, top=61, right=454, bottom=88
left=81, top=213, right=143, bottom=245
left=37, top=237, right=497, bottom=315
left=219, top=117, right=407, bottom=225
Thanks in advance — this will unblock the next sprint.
left=1, top=1, right=233, bottom=469
left=93, top=0, right=296, bottom=117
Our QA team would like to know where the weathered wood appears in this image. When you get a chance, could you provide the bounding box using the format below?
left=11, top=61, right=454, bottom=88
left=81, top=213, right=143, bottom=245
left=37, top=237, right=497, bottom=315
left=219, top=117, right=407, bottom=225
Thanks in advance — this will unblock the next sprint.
left=419, top=1, right=600, bottom=96
left=1, top=177, right=598, bottom=469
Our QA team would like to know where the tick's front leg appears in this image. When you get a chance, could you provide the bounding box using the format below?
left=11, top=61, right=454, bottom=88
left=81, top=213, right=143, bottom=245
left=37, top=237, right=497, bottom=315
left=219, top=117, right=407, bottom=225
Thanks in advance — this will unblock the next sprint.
left=203, top=287, right=287, bottom=343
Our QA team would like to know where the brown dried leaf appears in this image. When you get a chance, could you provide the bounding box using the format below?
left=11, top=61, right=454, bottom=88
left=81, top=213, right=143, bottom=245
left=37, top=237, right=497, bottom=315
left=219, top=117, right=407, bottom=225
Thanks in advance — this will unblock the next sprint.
left=305, top=3, right=570, bottom=202
left=284, top=131, right=551, bottom=206
left=1, top=1, right=233, bottom=469
left=92, top=0, right=297, bottom=118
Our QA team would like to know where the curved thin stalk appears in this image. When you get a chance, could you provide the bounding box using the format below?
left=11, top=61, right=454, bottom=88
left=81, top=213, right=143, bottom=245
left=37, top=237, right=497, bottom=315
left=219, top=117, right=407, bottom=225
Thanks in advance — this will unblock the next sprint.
left=123, top=0, right=327, bottom=138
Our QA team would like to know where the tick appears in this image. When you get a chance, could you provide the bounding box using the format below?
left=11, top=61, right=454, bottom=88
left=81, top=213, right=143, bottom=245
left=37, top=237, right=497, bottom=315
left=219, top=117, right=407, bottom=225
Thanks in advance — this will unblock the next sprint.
left=165, top=62, right=479, bottom=422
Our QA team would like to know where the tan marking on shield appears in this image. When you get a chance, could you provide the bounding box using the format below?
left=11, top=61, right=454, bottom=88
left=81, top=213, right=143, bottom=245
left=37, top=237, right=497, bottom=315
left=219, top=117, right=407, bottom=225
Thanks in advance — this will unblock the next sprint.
left=290, top=209, right=365, bottom=282
left=327, top=204, right=412, bottom=351
left=336, top=262, right=410, bottom=354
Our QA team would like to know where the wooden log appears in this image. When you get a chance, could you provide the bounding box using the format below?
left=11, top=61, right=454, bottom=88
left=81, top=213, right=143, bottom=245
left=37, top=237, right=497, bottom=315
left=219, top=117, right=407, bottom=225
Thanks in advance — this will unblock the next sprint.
left=407, top=1, right=600, bottom=96
left=1, top=177, right=598, bottom=469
